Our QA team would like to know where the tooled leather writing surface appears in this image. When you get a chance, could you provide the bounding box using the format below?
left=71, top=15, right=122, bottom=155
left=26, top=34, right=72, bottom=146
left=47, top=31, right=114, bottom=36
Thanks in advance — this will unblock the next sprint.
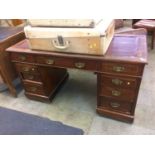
left=7, top=34, right=147, bottom=64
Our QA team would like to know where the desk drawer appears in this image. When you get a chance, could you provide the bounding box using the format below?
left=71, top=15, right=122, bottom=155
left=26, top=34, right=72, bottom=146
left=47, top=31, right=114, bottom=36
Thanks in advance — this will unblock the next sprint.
left=100, top=86, right=136, bottom=102
left=11, top=53, right=35, bottom=63
left=98, top=96, right=133, bottom=114
left=21, top=72, right=41, bottom=82
left=15, top=63, right=39, bottom=74
left=101, top=62, right=143, bottom=76
left=36, top=56, right=98, bottom=71
left=100, top=75, right=139, bottom=89
left=23, top=82, right=46, bottom=96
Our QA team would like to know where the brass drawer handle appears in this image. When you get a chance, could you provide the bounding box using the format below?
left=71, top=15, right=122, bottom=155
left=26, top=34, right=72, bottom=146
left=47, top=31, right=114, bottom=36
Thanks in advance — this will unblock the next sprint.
left=46, top=59, right=54, bottom=65
left=113, top=66, right=125, bottom=72
left=112, top=79, right=123, bottom=85
left=30, top=87, right=37, bottom=92
left=110, top=102, right=121, bottom=108
left=75, top=62, right=85, bottom=69
left=112, top=90, right=121, bottom=96
left=19, top=55, right=26, bottom=61
left=23, top=67, right=30, bottom=72
left=27, top=75, right=34, bottom=80
left=23, top=67, right=35, bottom=72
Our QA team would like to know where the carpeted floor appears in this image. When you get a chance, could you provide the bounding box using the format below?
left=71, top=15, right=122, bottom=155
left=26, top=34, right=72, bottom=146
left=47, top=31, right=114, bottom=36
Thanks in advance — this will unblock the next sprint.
left=0, top=106, right=83, bottom=135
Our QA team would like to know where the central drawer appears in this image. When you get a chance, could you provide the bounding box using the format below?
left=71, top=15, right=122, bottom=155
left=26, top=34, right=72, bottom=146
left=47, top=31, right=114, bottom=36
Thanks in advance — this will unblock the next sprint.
left=36, top=56, right=98, bottom=71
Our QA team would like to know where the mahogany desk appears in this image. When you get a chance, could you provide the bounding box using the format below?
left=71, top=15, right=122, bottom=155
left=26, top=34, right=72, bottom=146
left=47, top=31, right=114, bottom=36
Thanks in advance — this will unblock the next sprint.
left=7, top=34, right=148, bottom=122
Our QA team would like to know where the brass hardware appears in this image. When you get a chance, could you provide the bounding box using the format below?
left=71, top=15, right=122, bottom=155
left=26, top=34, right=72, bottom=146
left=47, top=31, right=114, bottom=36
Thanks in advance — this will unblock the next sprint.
left=27, top=75, right=34, bottom=80
left=127, top=82, right=131, bottom=85
left=23, top=67, right=30, bottom=72
left=46, top=59, right=54, bottom=65
left=75, top=62, right=85, bottom=69
left=19, top=55, right=26, bottom=61
left=113, top=66, right=125, bottom=72
left=31, top=68, right=35, bottom=71
left=112, top=90, right=121, bottom=96
left=110, top=102, right=121, bottom=108
left=112, top=79, right=123, bottom=85
left=30, top=87, right=37, bottom=92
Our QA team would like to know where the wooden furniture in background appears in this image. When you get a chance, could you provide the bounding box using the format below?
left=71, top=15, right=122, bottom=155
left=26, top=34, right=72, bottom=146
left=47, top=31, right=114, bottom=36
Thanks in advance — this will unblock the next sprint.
left=133, top=19, right=155, bottom=49
left=0, top=27, right=25, bottom=96
left=11, top=19, right=24, bottom=26
left=7, top=34, right=147, bottom=122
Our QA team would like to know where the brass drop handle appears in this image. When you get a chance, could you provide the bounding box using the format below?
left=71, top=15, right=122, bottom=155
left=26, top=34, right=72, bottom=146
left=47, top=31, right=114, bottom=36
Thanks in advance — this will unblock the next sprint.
left=110, top=102, right=121, bottom=108
left=27, top=75, right=34, bottom=80
left=46, top=59, right=55, bottom=65
left=19, top=55, right=26, bottom=61
left=112, top=79, right=123, bottom=85
left=23, top=67, right=35, bottom=72
left=23, top=67, right=30, bottom=72
left=30, top=87, right=37, bottom=92
left=112, top=90, right=121, bottom=96
left=113, top=66, right=125, bottom=72
left=75, top=62, right=85, bottom=69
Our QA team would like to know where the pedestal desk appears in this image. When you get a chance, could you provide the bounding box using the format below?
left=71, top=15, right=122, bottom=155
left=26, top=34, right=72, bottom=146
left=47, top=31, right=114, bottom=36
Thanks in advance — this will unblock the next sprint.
left=7, top=34, right=148, bottom=122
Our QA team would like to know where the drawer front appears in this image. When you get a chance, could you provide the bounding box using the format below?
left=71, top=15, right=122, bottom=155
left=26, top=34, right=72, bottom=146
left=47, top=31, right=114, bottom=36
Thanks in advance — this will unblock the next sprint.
left=98, top=96, right=133, bottom=114
left=23, top=82, right=45, bottom=95
left=100, top=75, right=138, bottom=89
left=15, top=63, right=39, bottom=74
left=36, top=56, right=98, bottom=71
left=100, top=86, right=136, bottom=102
left=101, top=62, right=143, bottom=76
left=11, top=53, right=35, bottom=63
left=21, top=72, right=41, bottom=82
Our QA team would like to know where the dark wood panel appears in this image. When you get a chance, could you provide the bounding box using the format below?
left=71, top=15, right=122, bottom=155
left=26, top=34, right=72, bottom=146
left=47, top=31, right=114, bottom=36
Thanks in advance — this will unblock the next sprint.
left=23, top=81, right=46, bottom=96
left=15, top=63, right=39, bottom=74
left=36, top=55, right=98, bottom=71
left=100, top=74, right=140, bottom=89
left=11, top=53, right=35, bottom=63
left=99, top=86, right=136, bottom=102
left=98, top=96, right=133, bottom=114
left=21, top=72, right=42, bottom=82
left=101, top=62, right=144, bottom=76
